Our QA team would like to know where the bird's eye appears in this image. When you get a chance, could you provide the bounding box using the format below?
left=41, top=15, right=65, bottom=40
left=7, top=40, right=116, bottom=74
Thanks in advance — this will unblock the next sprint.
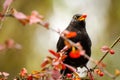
left=73, top=16, right=77, bottom=20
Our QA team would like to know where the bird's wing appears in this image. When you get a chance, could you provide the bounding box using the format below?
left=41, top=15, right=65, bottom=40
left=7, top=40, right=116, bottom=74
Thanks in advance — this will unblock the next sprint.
left=56, top=37, right=65, bottom=52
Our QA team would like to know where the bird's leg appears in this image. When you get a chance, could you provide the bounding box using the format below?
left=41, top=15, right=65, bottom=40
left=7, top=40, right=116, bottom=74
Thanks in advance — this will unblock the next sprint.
left=84, top=65, right=94, bottom=80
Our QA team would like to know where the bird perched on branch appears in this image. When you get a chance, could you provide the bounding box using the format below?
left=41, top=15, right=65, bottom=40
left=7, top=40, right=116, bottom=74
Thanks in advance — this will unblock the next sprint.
left=56, top=14, right=92, bottom=75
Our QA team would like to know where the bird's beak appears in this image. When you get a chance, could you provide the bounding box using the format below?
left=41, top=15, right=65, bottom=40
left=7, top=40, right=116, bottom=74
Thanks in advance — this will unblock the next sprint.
left=78, top=14, right=87, bottom=21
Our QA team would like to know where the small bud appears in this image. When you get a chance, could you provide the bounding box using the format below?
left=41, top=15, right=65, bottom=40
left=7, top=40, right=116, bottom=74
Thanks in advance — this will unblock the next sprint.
left=43, top=22, right=49, bottom=29
left=101, top=46, right=109, bottom=53
left=5, top=39, right=15, bottom=48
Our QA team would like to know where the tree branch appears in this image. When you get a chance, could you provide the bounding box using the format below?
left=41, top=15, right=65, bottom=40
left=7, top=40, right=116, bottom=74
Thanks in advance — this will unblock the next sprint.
left=93, top=36, right=120, bottom=69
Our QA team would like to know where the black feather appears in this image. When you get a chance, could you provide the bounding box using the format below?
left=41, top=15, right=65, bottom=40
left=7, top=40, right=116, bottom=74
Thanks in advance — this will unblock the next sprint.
left=56, top=14, right=92, bottom=75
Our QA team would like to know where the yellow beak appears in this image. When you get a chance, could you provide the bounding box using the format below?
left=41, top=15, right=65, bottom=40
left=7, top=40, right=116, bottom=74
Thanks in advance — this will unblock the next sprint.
left=78, top=14, right=87, bottom=21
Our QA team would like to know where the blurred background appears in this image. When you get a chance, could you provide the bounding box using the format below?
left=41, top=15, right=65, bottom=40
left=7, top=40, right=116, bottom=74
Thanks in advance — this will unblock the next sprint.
left=0, top=0, right=120, bottom=79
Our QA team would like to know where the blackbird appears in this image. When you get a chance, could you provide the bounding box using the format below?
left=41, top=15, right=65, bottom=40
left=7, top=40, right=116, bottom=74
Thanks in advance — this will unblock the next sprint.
left=56, top=14, right=92, bottom=75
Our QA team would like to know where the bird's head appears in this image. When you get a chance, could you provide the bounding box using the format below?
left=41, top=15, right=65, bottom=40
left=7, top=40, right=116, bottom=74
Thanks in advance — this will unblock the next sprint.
left=71, top=14, right=87, bottom=29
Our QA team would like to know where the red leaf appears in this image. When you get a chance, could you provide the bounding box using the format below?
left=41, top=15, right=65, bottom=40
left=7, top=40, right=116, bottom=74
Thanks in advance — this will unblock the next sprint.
left=11, top=9, right=29, bottom=25
left=41, top=58, right=50, bottom=67
left=3, top=0, right=14, bottom=12
left=11, top=9, right=49, bottom=27
left=13, top=12, right=27, bottom=20
left=28, top=15, right=41, bottom=25
left=48, top=50, right=60, bottom=57
left=28, top=10, right=44, bottom=25
left=65, top=31, right=77, bottom=38
left=61, top=64, right=66, bottom=70
left=31, top=10, right=44, bottom=19
left=61, top=54, right=67, bottom=60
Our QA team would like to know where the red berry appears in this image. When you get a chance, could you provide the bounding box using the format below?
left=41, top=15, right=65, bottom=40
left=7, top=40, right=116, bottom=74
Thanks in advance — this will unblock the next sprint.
left=109, top=49, right=115, bottom=54
left=99, top=72, right=104, bottom=76
left=69, top=50, right=81, bottom=58
left=27, top=75, right=33, bottom=80
left=95, top=69, right=104, bottom=77
left=66, top=73, right=72, bottom=78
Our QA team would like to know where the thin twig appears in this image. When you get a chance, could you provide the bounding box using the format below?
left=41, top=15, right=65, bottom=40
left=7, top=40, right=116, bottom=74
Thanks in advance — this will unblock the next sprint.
left=103, top=68, right=115, bottom=79
left=0, top=6, right=11, bottom=29
left=93, top=36, right=120, bottom=69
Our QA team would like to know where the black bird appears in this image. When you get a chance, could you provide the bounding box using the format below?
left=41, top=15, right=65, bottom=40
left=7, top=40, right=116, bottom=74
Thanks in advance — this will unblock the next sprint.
left=56, top=14, right=92, bottom=75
